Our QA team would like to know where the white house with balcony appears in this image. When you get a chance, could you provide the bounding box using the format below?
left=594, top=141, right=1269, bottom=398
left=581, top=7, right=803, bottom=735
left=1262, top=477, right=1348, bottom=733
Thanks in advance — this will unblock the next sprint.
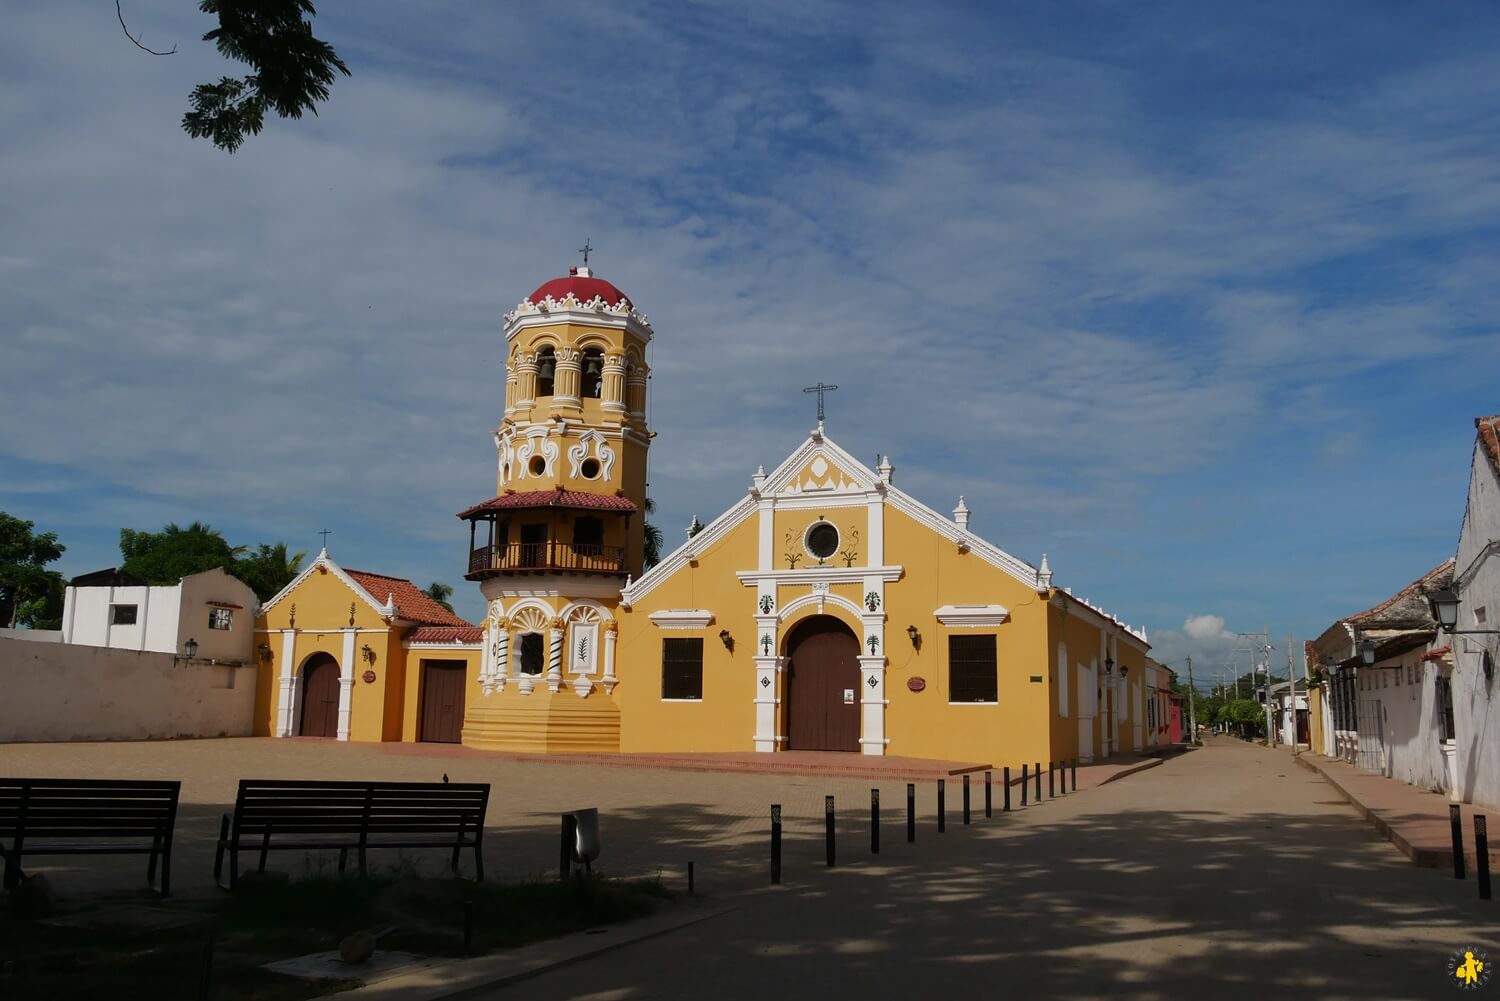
left=60, top=567, right=257, bottom=664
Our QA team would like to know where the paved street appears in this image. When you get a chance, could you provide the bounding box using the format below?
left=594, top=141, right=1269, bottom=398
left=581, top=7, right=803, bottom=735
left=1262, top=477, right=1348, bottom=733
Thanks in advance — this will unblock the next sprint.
left=476, top=738, right=1500, bottom=1001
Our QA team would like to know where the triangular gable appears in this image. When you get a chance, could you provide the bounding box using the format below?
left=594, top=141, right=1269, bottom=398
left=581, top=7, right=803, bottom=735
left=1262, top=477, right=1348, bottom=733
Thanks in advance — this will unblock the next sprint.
left=623, top=429, right=1044, bottom=606
left=256, top=549, right=395, bottom=620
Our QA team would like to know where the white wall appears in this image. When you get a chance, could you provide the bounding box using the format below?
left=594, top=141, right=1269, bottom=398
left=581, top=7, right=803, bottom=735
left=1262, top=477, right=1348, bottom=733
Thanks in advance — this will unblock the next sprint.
left=1366, top=654, right=1449, bottom=793
left=1453, top=441, right=1500, bottom=810
left=58, top=569, right=256, bottom=662
left=0, top=636, right=256, bottom=742
left=62, top=582, right=178, bottom=652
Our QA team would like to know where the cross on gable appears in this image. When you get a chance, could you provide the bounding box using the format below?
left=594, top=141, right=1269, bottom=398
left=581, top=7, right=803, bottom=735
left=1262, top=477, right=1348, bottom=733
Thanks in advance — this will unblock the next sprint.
left=802, top=382, right=839, bottom=427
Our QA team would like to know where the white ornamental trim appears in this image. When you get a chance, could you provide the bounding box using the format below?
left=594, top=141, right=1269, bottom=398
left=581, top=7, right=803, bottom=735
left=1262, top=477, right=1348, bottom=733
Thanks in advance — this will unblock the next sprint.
left=648, top=609, right=715, bottom=630
left=934, top=604, right=1011, bottom=627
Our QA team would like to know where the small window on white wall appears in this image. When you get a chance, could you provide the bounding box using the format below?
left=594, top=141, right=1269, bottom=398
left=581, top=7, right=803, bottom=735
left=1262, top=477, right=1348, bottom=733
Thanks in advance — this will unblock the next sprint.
left=110, top=604, right=138, bottom=625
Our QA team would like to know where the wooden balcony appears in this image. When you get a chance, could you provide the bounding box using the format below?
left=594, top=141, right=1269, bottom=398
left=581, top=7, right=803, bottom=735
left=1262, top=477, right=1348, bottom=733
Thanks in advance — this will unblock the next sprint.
left=466, top=541, right=628, bottom=579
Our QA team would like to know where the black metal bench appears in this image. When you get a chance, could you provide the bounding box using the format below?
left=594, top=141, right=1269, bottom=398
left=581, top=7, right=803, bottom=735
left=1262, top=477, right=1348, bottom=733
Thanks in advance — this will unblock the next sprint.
left=0, top=778, right=181, bottom=896
left=213, top=779, right=490, bottom=889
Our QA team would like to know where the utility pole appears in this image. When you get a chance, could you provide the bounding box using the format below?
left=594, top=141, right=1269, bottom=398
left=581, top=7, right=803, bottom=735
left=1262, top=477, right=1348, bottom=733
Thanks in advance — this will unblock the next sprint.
left=1286, top=634, right=1298, bottom=755
left=1234, top=629, right=1275, bottom=746
left=1186, top=655, right=1198, bottom=744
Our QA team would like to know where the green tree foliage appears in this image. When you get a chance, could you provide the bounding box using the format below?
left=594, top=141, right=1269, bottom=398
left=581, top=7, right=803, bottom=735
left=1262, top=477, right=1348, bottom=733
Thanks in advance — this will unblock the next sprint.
left=182, top=0, right=349, bottom=153
left=120, top=521, right=242, bottom=585
left=642, top=497, right=663, bottom=570
left=0, top=513, right=66, bottom=628
left=235, top=542, right=306, bottom=601
left=425, top=582, right=455, bottom=613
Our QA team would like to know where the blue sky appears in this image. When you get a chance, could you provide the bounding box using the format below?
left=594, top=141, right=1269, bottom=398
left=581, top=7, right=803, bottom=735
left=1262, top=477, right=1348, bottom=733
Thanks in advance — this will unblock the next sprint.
left=3, top=2, right=1497, bottom=680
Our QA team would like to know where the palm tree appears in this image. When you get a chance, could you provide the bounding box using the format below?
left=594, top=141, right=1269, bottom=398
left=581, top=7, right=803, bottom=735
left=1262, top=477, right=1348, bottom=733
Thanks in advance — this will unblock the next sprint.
left=236, top=542, right=306, bottom=601
left=426, top=581, right=455, bottom=612
left=643, top=497, right=663, bottom=570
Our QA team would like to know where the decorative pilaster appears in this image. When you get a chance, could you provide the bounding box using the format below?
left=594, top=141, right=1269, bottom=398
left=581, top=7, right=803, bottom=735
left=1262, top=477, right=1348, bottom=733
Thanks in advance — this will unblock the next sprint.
left=857, top=654, right=887, bottom=755
left=602, top=622, right=619, bottom=694
left=626, top=367, right=648, bottom=418
left=512, top=351, right=538, bottom=407
left=276, top=628, right=297, bottom=737
left=546, top=620, right=564, bottom=694
left=753, top=654, right=784, bottom=752
left=337, top=627, right=356, bottom=741
left=601, top=354, right=627, bottom=414
left=553, top=347, right=582, bottom=406
left=487, top=619, right=509, bottom=695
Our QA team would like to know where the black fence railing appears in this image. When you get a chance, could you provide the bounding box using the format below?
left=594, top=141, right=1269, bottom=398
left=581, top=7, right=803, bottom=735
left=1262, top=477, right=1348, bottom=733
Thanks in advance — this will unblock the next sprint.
left=467, top=541, right=627, bottom=576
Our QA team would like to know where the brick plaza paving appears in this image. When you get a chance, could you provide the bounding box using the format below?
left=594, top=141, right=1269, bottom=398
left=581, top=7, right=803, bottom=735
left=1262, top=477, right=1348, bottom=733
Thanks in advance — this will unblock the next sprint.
left=0, top=737, right=1155, bottom=900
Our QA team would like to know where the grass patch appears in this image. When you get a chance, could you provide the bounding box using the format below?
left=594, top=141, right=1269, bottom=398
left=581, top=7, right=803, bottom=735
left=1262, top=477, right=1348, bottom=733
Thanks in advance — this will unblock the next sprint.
left=1, top=868, right=675, bottom=1001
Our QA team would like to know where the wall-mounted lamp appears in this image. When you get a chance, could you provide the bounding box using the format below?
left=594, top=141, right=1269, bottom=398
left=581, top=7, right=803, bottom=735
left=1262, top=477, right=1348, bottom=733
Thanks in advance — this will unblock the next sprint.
left=906, top=625, right=920, bottom=650
left=1120, top=665, right=1129, bottom=678
left=1104, top=655, right=1115, bottom=675
left=1359, top=638, right=1376, bottom=667
left=361, top=643, right=377, bottom=665
left=257, top=642, right=273, bottom=662
left=718, top=629, right=734, bottom=653
left=1428, top=587, right=1500, bottom=637
left=175, top=637, right=200, bottom=665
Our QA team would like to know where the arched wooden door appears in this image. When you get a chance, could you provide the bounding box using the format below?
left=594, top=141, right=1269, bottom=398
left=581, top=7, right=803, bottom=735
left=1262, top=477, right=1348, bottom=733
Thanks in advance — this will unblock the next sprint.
left=785, top=616, right=861, bottom=752
left=299, top=653, right=341, bottom=738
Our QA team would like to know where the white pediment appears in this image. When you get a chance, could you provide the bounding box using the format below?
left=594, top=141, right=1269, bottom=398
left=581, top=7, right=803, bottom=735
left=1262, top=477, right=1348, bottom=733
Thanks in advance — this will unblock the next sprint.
left=934, top=604, right=1011, bottom=627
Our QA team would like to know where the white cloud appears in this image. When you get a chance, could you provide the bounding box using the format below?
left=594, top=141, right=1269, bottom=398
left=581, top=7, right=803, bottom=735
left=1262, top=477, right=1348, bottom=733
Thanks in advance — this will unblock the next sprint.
left=1183, top=615, right=1232, bottom=643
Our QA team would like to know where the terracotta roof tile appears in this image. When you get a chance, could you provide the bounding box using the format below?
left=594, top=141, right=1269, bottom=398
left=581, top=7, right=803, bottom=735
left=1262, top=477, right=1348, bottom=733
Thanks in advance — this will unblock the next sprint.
left=1346, top=558, right=1455, bottom=629
left=344, top=569, right=473, bottom=628
left=1478, top=415, right=1500, bottom=481
left=408, top=625, right=483, bottom=644
left=457, top=490, right=638, bottom=518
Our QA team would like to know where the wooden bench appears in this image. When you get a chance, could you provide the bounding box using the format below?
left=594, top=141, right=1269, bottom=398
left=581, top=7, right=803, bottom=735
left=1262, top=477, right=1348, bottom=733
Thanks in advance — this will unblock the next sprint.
left=0, top=778, right=181, bottom=896
left=213, top=779, right=490, bottom=889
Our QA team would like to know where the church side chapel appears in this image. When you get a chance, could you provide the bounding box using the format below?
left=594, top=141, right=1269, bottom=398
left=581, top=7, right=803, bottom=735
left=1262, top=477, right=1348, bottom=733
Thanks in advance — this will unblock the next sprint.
left=442, top=262, right=1162, bottom=766
left=252, top=553, right=482, bottom=744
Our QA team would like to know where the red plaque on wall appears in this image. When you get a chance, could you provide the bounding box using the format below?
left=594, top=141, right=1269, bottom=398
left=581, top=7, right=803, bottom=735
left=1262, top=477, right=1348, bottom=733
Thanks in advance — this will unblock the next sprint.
left=362, top=670, right=377, bottom=684
left=907, top=677, right=926, bottom=692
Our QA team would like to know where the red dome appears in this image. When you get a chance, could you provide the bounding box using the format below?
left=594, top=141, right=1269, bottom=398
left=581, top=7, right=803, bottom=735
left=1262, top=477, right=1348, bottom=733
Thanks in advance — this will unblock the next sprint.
left=528, top=269, right=631, bottom=308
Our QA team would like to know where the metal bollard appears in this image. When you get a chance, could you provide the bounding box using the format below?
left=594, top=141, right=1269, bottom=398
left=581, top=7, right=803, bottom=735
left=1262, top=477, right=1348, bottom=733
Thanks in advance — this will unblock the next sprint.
left=1049, top=761, right=1055, bottom=799
left=559, top=813, right=577, bottom=881
left=1071, top=758, right=1078, bottom=791
left=907, top=783, right=916, bottom=843
left=871, top=788, right=880, bottom=854
left=1034, top=761, right=1042, bottom=801
left=1452, top=804, right=1466, bottom=880
left=938, top=779, right=947, bottom=833
left=1021, top=763, right=1029, bottom=806
left=1060, top=759, right=1067, bottom=796
left=1477, top=816, right=1491, bottom=901
left=826, top=795, right=837, bottom=867
left=963, top=774, right=971, bottom=825
left=1003, top=766, right=1012, bottom=812
left=985, top=770, right=993, bottom=818
left=771, top=804, right=782, bottom=885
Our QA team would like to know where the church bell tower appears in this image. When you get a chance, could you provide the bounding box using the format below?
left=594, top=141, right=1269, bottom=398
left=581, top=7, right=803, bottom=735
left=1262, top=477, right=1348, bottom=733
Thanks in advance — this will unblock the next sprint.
left=455, top=260, right=651, bottom=746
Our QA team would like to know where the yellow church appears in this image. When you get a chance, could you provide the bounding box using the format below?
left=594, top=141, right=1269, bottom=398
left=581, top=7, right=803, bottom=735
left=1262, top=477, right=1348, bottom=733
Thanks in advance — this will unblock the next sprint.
left=253, top=266, right=1174, bottom=765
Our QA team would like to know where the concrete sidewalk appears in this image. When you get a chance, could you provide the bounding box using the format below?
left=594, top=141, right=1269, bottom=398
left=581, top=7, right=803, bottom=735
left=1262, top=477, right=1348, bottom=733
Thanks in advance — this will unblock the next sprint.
left=1292, top=748, right=1500, bottom=871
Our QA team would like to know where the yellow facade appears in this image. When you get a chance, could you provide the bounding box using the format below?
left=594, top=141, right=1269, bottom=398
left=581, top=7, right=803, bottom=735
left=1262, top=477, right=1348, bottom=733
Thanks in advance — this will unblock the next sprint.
left=250, top=267, right=1160, bottom=767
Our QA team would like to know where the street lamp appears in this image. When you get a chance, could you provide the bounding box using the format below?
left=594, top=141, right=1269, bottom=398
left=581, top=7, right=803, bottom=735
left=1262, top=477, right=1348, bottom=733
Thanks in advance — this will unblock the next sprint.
left=1359, top=638, right=1376, bottom=666
left=1428, top=587, right=1500, bottom=636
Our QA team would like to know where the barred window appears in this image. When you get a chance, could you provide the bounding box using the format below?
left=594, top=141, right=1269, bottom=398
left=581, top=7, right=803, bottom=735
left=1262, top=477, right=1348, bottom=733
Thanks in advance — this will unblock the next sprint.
left=662, top=637, right=704, bottom=701
left=208, top=607, right=233, bottom=630
left=948, top=635, right=997, bottom=704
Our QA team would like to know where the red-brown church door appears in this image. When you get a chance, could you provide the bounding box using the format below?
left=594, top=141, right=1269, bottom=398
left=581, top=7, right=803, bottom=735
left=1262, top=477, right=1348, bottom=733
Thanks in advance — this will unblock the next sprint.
left=419, top=660, right=467, bottom=743
left=785, top=616, right=861, bottom=752
left=299, top=653, right=341, bottom=738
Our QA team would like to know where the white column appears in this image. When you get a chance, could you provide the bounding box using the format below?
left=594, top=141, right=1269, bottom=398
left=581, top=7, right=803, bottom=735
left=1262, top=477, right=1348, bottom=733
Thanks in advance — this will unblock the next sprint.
left=337, top=627, right=356, bottom=741
left=857, top=654, right=887, bottom=755
left=276, top=629, right=297, bottom=737
left=546, top=627, right=564, bottom=694
left=602, top=626, right=618, bottom=694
